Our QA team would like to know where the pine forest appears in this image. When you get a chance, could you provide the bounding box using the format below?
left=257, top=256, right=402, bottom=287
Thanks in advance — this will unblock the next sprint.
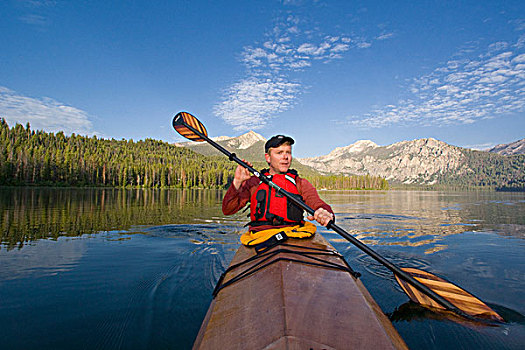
left=0, top=120, right=388, bottom=190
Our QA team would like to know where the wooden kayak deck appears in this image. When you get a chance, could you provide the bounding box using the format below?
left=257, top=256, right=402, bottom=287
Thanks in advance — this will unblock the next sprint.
left=193, top=233, right=408, bottom=349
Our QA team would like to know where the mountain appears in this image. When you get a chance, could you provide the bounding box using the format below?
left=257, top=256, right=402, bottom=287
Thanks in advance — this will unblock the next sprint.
left=175, top=130, right=265, bottom=149
left=298, top=138, right=525, bottom=189
left=299, top=138, right=461, bottom=185
left=487, top=138, right=525, bottom=155
left=175, top=131, right=267, bottom=161
left=175, top=131, right=524, bottom=189
left=174, top=131, right=319, bottom=175
left=213, top=130, right=267, bottom=150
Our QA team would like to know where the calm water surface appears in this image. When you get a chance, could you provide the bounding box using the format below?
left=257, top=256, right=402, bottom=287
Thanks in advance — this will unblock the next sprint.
left=0, top=188, right=523, bottom=349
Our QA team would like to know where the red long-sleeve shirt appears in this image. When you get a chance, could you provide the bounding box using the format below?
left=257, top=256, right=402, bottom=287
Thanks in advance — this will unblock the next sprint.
left=222, top=174, right=334, bottom=232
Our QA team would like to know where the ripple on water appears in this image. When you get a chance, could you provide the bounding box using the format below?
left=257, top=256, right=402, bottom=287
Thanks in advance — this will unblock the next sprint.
left=84, top=223, right=240, bottom=349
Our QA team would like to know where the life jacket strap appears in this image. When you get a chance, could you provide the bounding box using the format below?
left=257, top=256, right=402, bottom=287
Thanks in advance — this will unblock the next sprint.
left=254, top=231, right=289, bottom=254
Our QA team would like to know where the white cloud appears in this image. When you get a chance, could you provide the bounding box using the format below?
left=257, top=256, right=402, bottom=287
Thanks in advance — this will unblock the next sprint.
left=347, top=35, right=525, bottom=128
left=18, top=0, right=57, bottom=27
left=215, top=13, right=383, bottom=130
left=377, top=32, right=394, bottom=40
left=510, top=19, right=525, bottom=32
left=214, top=77, right=300, bottom=131
left=0, top=86, right=95, bottom=135
left=331, top=43, right=350, bottom=53
left=297, top=43, right=325, bottom=56
left=512, top=53, right=525, bottom=63
left=19, top=14, right=49, bottom=26
left=463, top=142, right=498, bottom=150
left=357, top=41, right=372, bottom=49
left=515, top=34, right=525, bottom=48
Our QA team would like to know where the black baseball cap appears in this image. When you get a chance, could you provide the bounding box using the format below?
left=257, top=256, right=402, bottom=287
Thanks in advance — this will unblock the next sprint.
left=265, top=135, right=295, bottom=153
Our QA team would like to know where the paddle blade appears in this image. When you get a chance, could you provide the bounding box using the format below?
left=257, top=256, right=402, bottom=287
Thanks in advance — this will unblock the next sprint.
left=395, top=267, right=504, bottom=322
left=172, top=111, right=208, bottom=142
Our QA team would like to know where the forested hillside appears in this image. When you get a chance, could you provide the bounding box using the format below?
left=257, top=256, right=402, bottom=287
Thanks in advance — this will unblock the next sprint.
left=0, top=119, right=235, bottom=188
left=0, top=120, right=386, bottom=190
left=440, top=149, right=525, bottom=191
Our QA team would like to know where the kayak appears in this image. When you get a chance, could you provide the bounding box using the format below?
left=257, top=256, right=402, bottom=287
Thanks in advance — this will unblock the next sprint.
left=193, top=233, right=408, bottom=349
left=175, top=111, right=505, bottom=329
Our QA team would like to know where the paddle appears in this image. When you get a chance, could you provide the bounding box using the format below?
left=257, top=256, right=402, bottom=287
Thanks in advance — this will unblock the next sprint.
left=172, top=111, right=504, bottom=323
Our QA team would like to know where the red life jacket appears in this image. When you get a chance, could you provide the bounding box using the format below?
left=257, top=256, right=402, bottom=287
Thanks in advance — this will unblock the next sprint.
left=249, top=169, right=305, bottom=227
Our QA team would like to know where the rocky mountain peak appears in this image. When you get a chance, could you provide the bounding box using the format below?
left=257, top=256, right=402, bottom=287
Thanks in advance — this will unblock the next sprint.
left=210, top=135, right=233, bottom=142
left=176, top=130, right=266, bottom=149
left=323, top=140, right=378, bottom=160
left=299, top=138, right=465, bottom=185
left=226, top=131, right=266, bottom=149
left=488, top=138, right=525, bottom=155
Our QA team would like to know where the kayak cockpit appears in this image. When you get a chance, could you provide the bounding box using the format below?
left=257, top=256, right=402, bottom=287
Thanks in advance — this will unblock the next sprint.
left=193, top=234, right=408, bottom=349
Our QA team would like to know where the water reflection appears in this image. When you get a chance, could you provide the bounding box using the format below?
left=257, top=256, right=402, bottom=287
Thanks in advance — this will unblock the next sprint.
left=323, top=191, right=525, bottom=253
left=0, top=237, right=86, bottom=280
left=0, top=188, right=229, bottom=250
left=2, top=188, right=524, bottom=254
left=0, top=225, right=240, bottom=350
left=388, top=301, right=524, bottom=327
left=0, top=189, right=523, bottom=349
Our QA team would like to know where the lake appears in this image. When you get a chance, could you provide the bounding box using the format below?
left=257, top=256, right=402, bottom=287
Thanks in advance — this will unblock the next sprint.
left=0, top=188, right=524, bottom=349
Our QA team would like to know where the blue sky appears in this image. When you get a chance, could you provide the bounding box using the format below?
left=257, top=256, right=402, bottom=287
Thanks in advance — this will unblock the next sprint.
left=1, top=0, right=524, bottom=157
